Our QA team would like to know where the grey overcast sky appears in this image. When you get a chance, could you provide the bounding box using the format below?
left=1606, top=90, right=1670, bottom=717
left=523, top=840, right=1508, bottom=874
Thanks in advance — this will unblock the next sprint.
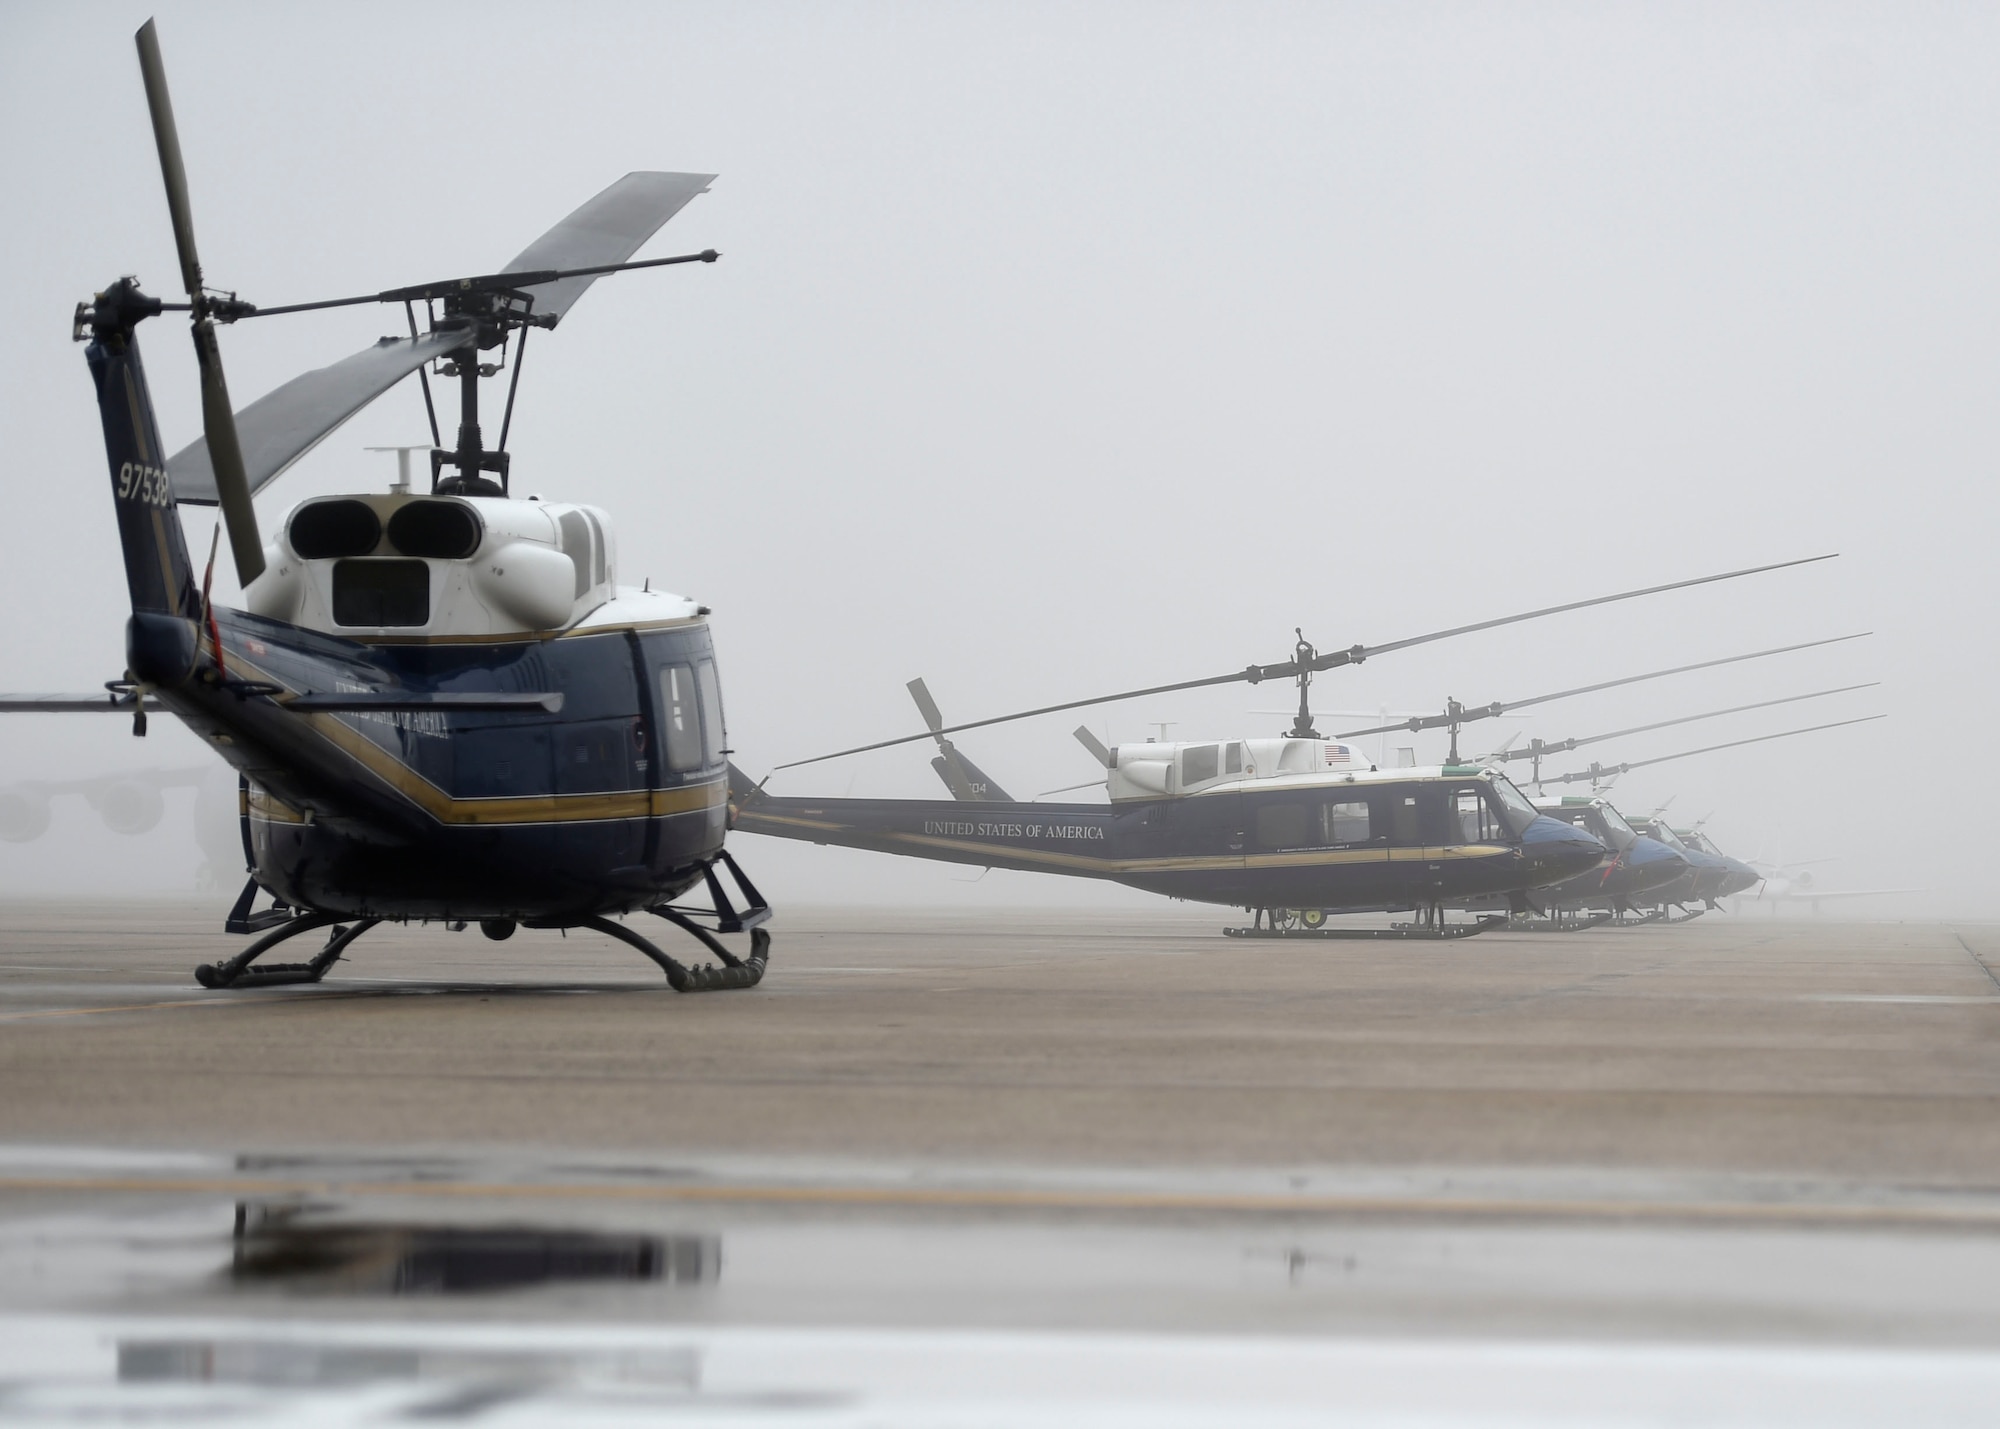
left=0, top=2, right=1987, bottom=909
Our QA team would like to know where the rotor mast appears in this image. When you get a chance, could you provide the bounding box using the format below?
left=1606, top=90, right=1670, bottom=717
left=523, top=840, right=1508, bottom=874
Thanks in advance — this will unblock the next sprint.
left=1287, top=629, right=1320, bottom=739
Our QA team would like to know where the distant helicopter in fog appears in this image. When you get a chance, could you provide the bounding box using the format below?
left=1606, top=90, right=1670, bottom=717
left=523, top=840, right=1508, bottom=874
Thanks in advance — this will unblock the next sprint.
left=732, top=558, right=1851, bottom=939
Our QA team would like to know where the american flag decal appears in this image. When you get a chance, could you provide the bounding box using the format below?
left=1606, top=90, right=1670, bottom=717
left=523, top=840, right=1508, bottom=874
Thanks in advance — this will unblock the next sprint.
left=1325, top=744, right=1352, bottom=766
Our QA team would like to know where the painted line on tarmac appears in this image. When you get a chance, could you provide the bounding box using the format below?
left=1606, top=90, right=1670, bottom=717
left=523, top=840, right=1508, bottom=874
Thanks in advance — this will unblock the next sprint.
left=1, top=1172, right=1998, bottom=1231
left=0, top=997, right=237, bottom=1022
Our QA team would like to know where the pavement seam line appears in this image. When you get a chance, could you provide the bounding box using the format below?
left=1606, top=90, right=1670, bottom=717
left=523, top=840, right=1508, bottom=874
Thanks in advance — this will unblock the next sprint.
left=1954, top=929, right=2000, bottom=992
left=3, top=1173, right=2000, bottom=1230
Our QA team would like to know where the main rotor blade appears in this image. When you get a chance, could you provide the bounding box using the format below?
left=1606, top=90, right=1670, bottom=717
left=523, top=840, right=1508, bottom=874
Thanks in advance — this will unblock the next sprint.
left=500, top=172, right=716, bottom=324
left=772, top=554, right=1839, bottom=772
left=1334, top=632, right=1871, bottom=739
left=134, top=20, right=263, bottom=584
left=1337, top=554, right=1837, bottom=666
left=168, top=330, right=465, bottom=504
left=169, top=173, right=717, bottom=505
left=233, top=174, right=719, bottom=322
left=1544, top=714, right=1884, bottom=785
left=1490, top=683, right=1878, bottom=761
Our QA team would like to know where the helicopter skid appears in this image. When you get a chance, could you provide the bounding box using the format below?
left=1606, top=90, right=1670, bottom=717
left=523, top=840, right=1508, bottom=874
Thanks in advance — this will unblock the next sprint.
left=1499, top=912, right=1614, bottom=933
left=1224, top=916, right=1505, bottom=941
left=1661, top=906, right=1708, bottom=925
left=195, top=914, right=378, bottom=989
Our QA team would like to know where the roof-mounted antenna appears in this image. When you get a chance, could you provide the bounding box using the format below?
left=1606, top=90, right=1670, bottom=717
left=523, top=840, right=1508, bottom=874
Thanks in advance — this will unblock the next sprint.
left=364, top=445, right=435, bottom=495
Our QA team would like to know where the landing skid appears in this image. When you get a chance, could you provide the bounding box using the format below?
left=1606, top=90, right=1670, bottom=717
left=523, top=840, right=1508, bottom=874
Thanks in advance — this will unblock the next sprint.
left=196, top=854, right=774, bottom=992
left=1224, top=916, right=1506, bottom=941
left=1496, top=911, right=1613, bottom=933
left=1660, top=905, right=1708, bottom=925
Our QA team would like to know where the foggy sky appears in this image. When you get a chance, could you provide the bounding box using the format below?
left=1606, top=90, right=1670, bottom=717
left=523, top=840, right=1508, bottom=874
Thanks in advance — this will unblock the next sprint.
left=0, top=2, right=1986, bottom=913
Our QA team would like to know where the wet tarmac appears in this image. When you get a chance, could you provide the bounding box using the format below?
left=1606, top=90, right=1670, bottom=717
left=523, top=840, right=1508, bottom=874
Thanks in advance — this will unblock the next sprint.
left=2, top=901, right=1999, bottom=1423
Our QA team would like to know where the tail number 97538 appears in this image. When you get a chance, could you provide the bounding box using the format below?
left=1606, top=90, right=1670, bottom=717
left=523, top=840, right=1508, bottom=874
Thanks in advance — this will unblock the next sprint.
left=117, top=461, right=172, bottom=507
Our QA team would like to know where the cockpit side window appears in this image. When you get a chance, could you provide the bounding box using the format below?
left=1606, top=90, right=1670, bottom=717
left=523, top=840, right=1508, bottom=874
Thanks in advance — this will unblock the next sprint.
left=1451, top=787, right=1509, bottom=843
left=1488, top=775, right=1541, bottom=837
left=660, top=663, right=703, bottom=773
left=695, top=660, right=725, bottom=767
left=1182, top=744, right=1220, bottom=786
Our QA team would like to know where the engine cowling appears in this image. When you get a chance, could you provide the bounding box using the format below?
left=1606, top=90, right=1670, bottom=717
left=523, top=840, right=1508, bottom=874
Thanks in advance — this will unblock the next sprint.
left=471, top=541, right=577, bottom=630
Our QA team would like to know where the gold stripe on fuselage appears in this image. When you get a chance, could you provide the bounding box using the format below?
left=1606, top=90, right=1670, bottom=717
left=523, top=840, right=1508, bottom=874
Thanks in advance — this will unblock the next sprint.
left=737, top=808, right=1510, bottom=875
left=218, top=644, right=726, bottom=828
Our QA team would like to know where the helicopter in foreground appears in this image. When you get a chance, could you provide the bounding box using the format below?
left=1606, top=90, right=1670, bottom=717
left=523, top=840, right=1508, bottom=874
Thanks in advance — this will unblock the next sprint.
left=0, top=21, right=768, bottom=993
left=731, top=558, right=1842, bottom=938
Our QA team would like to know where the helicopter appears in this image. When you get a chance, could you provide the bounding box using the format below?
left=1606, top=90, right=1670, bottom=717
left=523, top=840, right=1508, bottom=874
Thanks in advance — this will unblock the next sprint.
left=0, top=21, right=769, bottom=993
left=730, top=557, right=1841, bottom=938
left=1466, top=715, right=1886, bottom=926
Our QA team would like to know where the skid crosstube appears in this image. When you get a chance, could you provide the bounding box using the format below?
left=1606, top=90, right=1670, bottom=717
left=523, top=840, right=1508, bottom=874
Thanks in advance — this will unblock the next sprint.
left=1224, top=916, right=1505, bottom=941
left=197, top=852, right=774, bottom=992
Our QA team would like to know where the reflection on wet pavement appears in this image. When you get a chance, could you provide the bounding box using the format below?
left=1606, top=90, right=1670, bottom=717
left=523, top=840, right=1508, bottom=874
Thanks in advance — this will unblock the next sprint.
left=118, top=1334, right=703, bottom=1394
left=6, top=1146, right=2000, bottom=1422
left=228, top=1202, right=719, bottom=1295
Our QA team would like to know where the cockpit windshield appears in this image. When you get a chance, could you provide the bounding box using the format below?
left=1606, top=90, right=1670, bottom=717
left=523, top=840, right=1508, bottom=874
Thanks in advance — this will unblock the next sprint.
left=1651, top=824, right=1691, bottom=853
left=1592, top=804, right=1638, bottom=850
left=1488, top=774, right=1542, bottom=837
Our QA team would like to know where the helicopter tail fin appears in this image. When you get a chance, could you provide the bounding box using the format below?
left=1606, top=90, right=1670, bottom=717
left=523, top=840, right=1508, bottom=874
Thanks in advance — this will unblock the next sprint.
left=726, top=760, right=767, bottom=806
left=85, top=324, right=200, bottom=620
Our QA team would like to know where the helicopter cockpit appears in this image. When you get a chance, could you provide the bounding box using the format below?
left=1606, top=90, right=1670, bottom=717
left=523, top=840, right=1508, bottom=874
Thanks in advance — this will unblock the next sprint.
left=244, top=491, right=667, bottom=639
left=1536, top=795, right=1639, bottom=852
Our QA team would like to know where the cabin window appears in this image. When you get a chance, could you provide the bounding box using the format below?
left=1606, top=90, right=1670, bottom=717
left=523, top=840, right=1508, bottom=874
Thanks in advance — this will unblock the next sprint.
left=1389, top=793, right=1423, bottom=845
left=1255, top=802, right=1310, bottom=849
left=1182, top=744, right=1220, bottom=786
left=1224, top=743, right=1244, bottom=776
left=1320, top=800, right=1372, bottom=845
left=331, top=559, right=428, bottom=627
left=1452, top=788, right=1509, bottom=843
left=660, top=664, right=703, bottom=772
left=695, top=660, right=725, bottom=765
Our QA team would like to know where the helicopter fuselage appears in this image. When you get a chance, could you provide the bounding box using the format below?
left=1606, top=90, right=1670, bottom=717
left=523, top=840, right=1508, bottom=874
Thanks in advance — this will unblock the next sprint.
left=165, top=603, right=731, bottom=921
left=732, top=754, right=1605, bottom=915
left=92, top=317, right=732, bottom=924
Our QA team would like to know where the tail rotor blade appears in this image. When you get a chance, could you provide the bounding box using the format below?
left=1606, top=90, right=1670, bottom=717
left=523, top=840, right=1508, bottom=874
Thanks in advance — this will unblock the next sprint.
left=1074, top=726, right=1113, bottom=767
left=135, top=20, right=203, bottom=299
left=134, top=20, right=264, bottom=586
left=906, top=678, right=947, bottom=738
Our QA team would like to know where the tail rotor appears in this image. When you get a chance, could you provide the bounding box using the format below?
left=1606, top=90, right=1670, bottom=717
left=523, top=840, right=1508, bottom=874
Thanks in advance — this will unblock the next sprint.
left=134, top=19, right=263, bottom=587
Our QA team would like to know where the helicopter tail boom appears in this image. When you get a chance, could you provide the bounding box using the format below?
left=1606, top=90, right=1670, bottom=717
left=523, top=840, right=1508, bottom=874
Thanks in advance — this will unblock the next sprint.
left=84, top=315, right=200, bottom=622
